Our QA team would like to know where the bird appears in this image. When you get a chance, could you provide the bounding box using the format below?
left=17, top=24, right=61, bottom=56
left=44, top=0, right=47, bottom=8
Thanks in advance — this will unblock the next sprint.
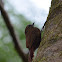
left=25, top=23, right=41, bottom=62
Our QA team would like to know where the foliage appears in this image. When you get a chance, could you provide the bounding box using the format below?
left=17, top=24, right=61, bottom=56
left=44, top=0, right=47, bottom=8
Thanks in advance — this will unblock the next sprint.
left=0, top=0, right=31, bottom=62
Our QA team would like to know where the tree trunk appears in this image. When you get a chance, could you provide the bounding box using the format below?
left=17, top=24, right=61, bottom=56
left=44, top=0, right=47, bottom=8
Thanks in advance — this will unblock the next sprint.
left=33, top=0, right=62, bottom=62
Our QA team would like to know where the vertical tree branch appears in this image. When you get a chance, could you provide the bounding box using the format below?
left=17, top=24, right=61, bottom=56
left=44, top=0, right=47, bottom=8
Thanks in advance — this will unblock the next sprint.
left=0, top=1, right=28, bottom=62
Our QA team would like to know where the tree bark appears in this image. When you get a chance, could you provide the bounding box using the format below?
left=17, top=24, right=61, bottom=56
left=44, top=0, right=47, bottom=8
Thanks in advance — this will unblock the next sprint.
left=33, top=0, right=62, bottom=62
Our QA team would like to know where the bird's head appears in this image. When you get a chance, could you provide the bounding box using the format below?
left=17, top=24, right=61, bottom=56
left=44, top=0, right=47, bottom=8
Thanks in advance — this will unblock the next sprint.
left=25, top=22, right=35, bottom=34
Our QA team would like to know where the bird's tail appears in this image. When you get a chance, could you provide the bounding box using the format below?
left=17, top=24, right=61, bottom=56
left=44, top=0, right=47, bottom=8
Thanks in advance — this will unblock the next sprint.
left=28, top=48, right=34, bottom=62
left=30, top=47, right=34, bottom=60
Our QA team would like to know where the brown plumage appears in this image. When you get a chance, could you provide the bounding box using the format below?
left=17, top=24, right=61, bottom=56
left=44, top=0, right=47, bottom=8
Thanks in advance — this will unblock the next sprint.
left=25, top=23, right=41, bottom=61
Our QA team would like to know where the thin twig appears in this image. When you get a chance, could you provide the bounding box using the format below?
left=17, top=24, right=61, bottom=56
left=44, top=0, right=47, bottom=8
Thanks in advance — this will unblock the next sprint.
left=0, top=1, right=28, bottom=62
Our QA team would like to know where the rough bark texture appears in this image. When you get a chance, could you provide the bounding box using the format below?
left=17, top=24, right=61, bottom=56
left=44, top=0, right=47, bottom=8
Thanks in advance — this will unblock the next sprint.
left=33, top=0, right=62, bottom=62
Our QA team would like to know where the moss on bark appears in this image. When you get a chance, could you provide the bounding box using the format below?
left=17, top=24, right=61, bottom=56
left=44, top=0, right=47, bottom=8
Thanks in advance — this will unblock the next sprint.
left=33, top=0, right=62, bottom=62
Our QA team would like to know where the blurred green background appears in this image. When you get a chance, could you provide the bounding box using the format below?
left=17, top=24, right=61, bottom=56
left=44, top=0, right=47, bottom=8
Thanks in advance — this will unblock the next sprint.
left=0, top=0, right=31, bottom=62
